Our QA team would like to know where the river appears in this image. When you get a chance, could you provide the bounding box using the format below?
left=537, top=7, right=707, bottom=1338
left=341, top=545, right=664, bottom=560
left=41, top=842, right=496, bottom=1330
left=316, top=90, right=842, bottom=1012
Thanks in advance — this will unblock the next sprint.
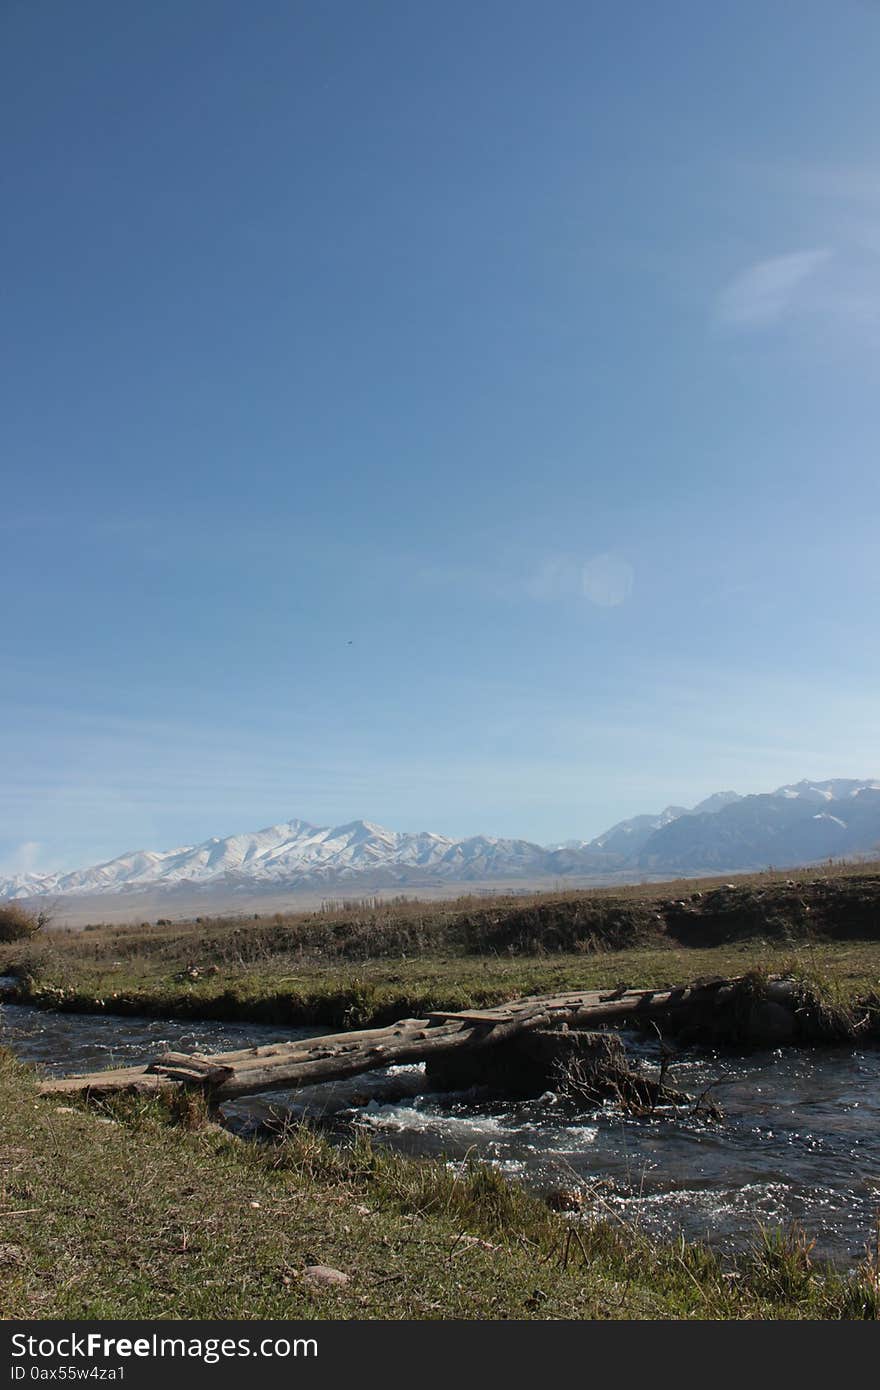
left=2, top=990, right=878, bottom=1265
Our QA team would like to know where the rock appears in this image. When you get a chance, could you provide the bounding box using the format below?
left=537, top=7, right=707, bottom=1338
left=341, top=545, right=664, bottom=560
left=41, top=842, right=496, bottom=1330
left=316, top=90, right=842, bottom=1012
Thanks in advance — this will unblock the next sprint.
left=546, top=1188, right=585, bottom=1212
left=303, top=1264, right=349, bottom=1287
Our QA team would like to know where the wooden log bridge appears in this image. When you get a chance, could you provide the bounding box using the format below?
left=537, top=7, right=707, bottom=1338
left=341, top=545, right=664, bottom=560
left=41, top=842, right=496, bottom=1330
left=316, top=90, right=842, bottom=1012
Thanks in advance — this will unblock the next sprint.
left=38, top=977, right=771, bottom=1103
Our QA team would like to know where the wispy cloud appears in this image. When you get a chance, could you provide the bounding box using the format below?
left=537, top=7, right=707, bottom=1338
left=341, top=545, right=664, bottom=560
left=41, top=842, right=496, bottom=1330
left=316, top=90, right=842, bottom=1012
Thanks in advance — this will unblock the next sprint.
left=750, top=161, right=880, bottom=209
left=716, top=248, right=832, bottom=327
left=581, top=552, right=635, bottom=607
left=525, top=552, right=636, bottom=607
left=0, top=841, right=45, bottom=877
left=523, top=555, right=582, bottom=600
left=418, top=552, right=636, bottom=607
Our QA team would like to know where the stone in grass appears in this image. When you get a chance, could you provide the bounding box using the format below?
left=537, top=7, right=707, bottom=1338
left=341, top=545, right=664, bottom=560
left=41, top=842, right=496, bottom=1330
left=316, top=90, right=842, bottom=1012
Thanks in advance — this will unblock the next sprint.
left=303, top=1264, right=350, bottom=1287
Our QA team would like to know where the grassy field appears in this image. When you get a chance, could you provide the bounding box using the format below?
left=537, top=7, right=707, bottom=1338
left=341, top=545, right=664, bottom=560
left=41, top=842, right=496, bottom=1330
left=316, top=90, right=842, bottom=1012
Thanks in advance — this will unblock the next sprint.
left=2, top=1048, right=878, bottom=1321
left=4, top=864, right=880, bottom=1026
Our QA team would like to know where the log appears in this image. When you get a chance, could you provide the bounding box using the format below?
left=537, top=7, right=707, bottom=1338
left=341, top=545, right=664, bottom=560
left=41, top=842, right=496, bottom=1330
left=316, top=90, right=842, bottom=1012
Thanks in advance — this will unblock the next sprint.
left=44, top=1068, right=172, bottom=1097
left=147, top=1052, right=235, bottom=1086
left=37, top=978, right=760, bottom=1102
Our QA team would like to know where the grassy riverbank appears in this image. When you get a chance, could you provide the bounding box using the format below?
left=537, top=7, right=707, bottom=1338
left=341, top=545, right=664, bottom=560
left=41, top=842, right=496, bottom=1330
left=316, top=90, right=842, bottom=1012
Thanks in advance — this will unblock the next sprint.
left=6, top=941, right=880, bottom=1032
left=4, top=868, right=880, bottom=1027
left=1, top=1048, right=878, bottom=1320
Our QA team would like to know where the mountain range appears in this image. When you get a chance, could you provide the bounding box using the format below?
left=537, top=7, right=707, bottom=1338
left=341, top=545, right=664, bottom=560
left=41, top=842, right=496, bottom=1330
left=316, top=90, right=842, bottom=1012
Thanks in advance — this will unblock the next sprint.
left=3, top=779, right=880, bottom=904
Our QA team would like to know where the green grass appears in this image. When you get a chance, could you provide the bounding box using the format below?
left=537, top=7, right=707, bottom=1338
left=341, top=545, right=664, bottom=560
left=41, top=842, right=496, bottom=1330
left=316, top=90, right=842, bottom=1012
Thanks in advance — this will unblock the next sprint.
left=7, top=939, right=880, bottom=1029
left=1, top=1048, right=878, bottom=1321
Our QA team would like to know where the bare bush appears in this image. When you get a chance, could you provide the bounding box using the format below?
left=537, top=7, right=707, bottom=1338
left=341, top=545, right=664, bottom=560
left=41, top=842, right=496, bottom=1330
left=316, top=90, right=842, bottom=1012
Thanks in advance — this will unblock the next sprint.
left=0, top=902, right=51, bottom=943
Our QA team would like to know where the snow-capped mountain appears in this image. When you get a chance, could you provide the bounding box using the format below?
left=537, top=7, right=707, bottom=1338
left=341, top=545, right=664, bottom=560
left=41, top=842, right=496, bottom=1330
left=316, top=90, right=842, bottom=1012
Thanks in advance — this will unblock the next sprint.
left=0, top=819, right=455, bottom=899
left=588, top=804, right=689, bottom=857
left=635, top=780, right=880, bottom=871
left=550, top=792, right=743, bottom=857
left=0, top=818, right=564, bottom=899
left=3, top=779, right=880, bottom=902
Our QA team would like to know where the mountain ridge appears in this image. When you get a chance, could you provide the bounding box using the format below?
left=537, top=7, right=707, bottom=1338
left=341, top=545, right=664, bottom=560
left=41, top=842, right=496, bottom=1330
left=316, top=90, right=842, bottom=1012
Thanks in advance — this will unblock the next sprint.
left=4, top=778, right=880, bottom=902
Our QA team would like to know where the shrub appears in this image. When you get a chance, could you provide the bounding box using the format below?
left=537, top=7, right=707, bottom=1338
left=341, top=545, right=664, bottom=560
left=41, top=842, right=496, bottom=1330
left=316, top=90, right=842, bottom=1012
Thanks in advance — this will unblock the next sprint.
left=0, top=903, right=50, bottom=943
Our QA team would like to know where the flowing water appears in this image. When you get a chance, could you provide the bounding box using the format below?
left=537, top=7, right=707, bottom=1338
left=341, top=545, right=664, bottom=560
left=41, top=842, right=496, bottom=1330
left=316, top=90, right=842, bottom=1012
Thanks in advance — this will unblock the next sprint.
left=3, top=989, right=879, bottom=1265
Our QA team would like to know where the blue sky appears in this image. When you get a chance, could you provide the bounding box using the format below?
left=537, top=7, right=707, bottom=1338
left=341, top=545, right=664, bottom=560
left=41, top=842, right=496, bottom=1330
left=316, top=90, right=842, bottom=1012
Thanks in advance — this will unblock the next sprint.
left=3, top=1, right=880, bottom=873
